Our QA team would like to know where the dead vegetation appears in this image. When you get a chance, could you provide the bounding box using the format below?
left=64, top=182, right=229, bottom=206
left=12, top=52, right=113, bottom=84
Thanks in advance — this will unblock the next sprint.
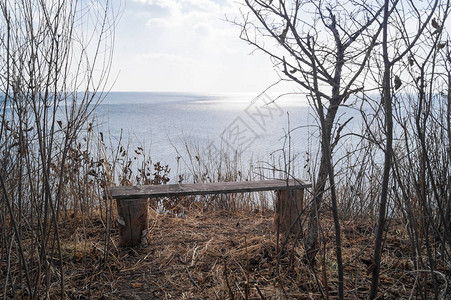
left=1, top=0, right=450, bottom=298
left=5, top=207, right=443, bottom=299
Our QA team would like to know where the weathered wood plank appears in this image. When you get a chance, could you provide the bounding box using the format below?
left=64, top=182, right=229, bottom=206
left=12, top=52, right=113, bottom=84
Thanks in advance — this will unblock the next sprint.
left=116, top=198, right=148, bottom=247
left=107, top=179, right=311, bottom=199
left=274, top=189, right=304, bottom=235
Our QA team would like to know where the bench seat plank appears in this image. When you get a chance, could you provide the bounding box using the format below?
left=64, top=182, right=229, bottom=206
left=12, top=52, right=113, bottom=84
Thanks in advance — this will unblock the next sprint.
left=108, top=179, right=311, bottom=199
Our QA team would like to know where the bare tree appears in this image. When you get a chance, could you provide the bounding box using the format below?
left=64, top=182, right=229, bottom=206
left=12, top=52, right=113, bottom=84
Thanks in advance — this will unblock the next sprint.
left=234, top=1, right=385, bottom=297
left=384, top=1, right=451, bottom=298
left=365, top=1, right=445, bottom=298
left=237, top=0, right=450, bottom=298
left=0, top=0, right=119, bottom=298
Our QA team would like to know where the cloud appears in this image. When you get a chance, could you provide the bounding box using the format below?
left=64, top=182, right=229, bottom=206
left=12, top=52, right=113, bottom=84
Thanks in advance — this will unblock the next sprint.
left=192, top=22, right=211, bottom=35
left=113, top=0, right=279, bottom=93
left=141, top=0, right=240, bottom=58
left=141, top=0, right=234, bottom=30
left=137, top=52, right=196, bottom=64
left=183, top=0, right=221, bottom=12
left=146, top=17, right=171, bottom=28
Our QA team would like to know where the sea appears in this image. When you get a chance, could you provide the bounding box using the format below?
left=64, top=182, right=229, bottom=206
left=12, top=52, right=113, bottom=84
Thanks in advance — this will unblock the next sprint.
left=93, top=91, right=322, bottom=180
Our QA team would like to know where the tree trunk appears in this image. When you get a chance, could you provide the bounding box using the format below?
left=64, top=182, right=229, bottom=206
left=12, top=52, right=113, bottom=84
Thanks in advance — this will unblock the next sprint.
left=369, top=1, right=392, bottom=297
left=303, top=102, right=340, bottom=264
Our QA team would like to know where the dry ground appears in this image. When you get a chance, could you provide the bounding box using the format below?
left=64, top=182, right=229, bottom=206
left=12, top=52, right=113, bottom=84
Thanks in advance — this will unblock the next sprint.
left=21, top=208, right=449, bottom=299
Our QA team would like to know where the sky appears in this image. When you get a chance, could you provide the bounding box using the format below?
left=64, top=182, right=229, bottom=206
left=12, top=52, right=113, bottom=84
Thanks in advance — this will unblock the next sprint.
left=110, top=0, right=451, bottom=94
left=110, top=0, right=280, bottom=94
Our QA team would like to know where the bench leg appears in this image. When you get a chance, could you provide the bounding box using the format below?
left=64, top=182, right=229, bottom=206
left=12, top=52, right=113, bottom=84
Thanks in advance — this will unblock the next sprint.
left=116, top=198, right=148, bottom=247
left=274, top=189, right=304, bottom=235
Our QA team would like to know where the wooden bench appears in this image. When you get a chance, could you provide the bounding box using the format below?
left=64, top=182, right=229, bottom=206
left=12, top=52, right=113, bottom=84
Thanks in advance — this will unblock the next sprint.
left=106, top=179, right=311, bottom=247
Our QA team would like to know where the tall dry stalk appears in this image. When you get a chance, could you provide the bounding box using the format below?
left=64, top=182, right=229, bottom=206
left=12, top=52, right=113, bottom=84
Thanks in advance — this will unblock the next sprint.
left=0, top=0, right=119, bottom=298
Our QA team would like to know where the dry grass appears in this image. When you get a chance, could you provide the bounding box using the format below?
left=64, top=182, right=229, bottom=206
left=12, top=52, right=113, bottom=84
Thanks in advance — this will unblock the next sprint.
left=7, top=206, right=438, bottom=299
